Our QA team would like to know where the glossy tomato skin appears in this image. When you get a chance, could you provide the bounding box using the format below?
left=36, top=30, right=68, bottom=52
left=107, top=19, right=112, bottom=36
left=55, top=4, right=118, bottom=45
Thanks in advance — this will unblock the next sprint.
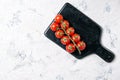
left=72, top=34, right=80, bottom=43
left=50, top=22, right=59, bottom=32
left=55, top=14, right=63, bottom=23
left=66, top=43, right=76, bottom=53
left=55, top=30, right=64, bottom=39
left=66, top=27, right=75, bottom=36
left=77, top=41, right=86, bottom=51
left=61, top=20, right=69, bottom=30
left=61, top=36, right=70, bottom=45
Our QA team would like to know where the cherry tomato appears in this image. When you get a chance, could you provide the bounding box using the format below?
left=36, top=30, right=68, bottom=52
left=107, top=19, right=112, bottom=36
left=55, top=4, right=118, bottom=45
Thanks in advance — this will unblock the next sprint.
left=72, top=33, right=80, bottom=43
left=50, top=22, right=59, bottom=32
left=61, top=20, right=69, bottom=30
left=77, top=41, right=86, bottom=51
left=66, top=43, right=76, bottom=53
left=54, top=14, right=63, bottom=23
left=61, top=36, right=70, bottom=45
left=55, top=30, right=64, bottom=39
left=66, top=27, right=75, bottom=36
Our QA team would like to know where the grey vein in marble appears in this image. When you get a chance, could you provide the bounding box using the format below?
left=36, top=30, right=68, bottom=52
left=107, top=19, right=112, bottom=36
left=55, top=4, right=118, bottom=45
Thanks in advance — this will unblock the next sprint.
left=105, top=25, right=117, bottom=48
left=7, top=11, right=22, bottom=28
left=77, top=0, right=87, bottom=11
left=105, top=3, right=111, bottom=13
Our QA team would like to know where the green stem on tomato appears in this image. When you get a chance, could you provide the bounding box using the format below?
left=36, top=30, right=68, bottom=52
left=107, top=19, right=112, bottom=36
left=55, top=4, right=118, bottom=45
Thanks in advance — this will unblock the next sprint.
left=60, top=28, right=81, bottom=54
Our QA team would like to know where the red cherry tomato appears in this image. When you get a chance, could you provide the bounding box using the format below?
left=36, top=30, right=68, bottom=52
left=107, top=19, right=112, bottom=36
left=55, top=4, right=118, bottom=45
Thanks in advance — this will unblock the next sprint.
left=55, top=30, right=64, bottom=39
left=66, top=27, right=75, bottom=36
left=72, top=33, right=80, bottom=43
left=50, top=22, right=59, bottom=32
left=61, top=36, right=70, bottom=45
left=61, top=20, right=69, bottom=30
left=66, top=43, right=76, bottom=53
left=54, top=14, right=63, bottom=23
left=77, top=41, right=86, bottom=51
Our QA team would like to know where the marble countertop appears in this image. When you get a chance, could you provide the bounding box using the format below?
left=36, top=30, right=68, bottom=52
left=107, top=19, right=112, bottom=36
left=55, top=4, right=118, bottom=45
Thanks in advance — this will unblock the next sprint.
left=0, top=0, right=120, bottom=80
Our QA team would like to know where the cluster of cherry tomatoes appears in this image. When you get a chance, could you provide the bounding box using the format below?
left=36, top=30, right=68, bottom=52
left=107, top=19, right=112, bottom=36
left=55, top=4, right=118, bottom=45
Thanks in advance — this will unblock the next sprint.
left=50, top=14, right=86, bottom=53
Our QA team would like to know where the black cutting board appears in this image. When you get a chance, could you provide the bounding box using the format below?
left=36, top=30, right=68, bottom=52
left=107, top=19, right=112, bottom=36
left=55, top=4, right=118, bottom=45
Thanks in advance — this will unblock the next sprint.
left=44, top=3, right=115, bottom=62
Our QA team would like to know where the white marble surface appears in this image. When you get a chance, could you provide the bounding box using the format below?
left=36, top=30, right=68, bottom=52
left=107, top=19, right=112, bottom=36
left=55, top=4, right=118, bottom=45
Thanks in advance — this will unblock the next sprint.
left=0, top=0, right=120, bottom=80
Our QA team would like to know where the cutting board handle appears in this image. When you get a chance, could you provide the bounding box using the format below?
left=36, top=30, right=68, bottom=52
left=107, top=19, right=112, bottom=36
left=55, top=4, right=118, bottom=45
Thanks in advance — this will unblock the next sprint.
left=95, top=44, right=115, bottom=62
